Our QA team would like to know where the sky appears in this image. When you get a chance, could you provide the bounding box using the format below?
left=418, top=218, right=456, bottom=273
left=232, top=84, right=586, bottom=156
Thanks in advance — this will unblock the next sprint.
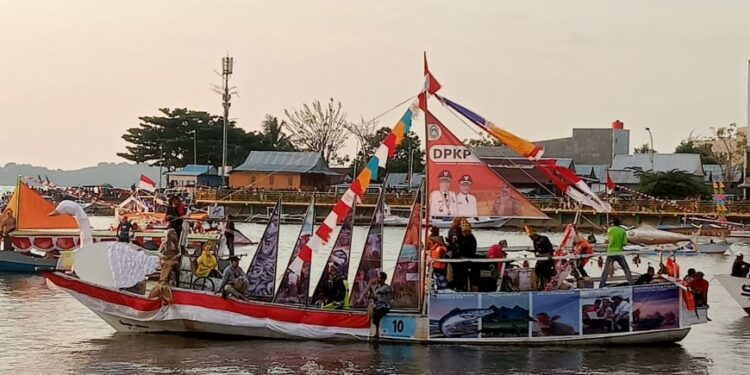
left=1, top=0, right=750, bottom=169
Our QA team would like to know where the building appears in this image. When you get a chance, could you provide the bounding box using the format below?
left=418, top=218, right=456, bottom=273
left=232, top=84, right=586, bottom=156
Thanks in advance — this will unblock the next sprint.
left=609, top=153, right=704, bottom=187
left=383, top=173, right=424, bottom=191
left=229, top=151, right=341, bottom=190
left=473, top=147, right=575, bottom=196
left=166, top=164, right=223, bottom=188
left=703, top=164, right=743, bottom=185
left=534, top=121, right=630, bottom=166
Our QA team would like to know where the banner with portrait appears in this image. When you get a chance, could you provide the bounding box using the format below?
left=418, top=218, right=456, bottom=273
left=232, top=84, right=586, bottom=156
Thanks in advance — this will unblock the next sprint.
left=530, top=291, right=580, bottom=337
left=580, top=287, right=632, bottom=335
left=425, top=111, right=547, bottom=220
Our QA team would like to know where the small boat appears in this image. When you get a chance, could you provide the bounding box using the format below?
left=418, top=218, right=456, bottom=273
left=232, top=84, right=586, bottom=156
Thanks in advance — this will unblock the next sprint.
left=715, top=274, right=750, bottom=315
left=383, top=204, right=410, bottom=226
left=429, top=216, right=509, bottom=229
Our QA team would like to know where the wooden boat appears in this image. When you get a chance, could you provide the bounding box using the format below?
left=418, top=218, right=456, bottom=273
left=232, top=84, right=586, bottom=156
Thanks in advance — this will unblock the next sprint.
left=45, top=59, right=709, bottom=345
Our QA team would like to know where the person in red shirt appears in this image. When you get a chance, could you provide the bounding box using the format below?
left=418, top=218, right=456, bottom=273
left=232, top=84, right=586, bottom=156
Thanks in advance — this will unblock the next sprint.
left=688, top=272, right=709, bottom=307
left=573, top=235, right=594, bottom=279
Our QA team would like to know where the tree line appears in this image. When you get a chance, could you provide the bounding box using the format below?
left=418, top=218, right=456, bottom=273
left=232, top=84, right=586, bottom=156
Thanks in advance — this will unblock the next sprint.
left=117, top=99, right=424, bottom=176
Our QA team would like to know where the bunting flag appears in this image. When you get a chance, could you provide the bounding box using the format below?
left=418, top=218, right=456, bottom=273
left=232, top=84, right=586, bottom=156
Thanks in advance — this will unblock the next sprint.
left=390, top=189, right=422, bottom=310
left=418, top=52, right=442, bottom=111
left=288, top=106, right=417, bottom=275
left=273, top=196, right=316, bottom=304
left=606, top=171, right=616, bottom=195
left=245, top=199, right=281, bottom=301
left=538, top=160, right=612, bottom=213
left=310, top=201, right=356, bottom=307
left=544, top=223, right=577, bottom=291
left=348, top=188, right=385, bottom=309
left=438, top=96, right=544, bottom=160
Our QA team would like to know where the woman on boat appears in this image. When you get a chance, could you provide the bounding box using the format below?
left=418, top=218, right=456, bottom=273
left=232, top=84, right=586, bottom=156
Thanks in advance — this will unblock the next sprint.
left=196, top=241, right=220, bottom=278
left=158, top=229, right=182, bottom=284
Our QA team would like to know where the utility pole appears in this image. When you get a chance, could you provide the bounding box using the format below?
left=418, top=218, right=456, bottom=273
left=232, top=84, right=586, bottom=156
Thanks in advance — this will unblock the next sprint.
left=645, top=127, right=654, bottom=171
left=220, top=55, right=234, bottom=177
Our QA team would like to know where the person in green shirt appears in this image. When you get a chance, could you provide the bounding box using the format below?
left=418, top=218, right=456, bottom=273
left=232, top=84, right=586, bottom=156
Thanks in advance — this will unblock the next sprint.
left=599, top=217, right=634, bottom=287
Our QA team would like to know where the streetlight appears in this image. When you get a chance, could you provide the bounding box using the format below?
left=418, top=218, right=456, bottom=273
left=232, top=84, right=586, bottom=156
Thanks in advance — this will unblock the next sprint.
left=645, top=127, right=654, bottom=170
left=190, top=129, right=197, bottom=165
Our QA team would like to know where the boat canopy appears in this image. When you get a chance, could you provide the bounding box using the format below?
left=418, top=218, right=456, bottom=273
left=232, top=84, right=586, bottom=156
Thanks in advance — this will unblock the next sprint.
left=2, top=182, right=77, bottom=230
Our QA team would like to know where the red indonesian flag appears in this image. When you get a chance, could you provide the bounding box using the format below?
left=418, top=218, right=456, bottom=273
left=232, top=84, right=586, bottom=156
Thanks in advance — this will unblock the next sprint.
left=138, top=174, right=156, bottom=192
left=606, top=171, right=615, bottom=195
left=418, top=52, right=442, bottom=111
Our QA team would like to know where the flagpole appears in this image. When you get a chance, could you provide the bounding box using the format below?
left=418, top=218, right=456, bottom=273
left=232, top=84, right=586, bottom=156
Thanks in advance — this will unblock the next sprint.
left=421, top=52, right=431, bottom=316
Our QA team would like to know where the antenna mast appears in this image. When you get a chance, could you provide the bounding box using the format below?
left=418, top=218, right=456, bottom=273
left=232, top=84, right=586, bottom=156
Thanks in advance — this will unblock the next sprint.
left=220, top=55, right=234, bottom=177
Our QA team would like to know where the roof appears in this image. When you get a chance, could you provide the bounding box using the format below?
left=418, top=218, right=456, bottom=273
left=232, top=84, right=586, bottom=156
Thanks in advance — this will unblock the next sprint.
left=575, top=164, right=609, bottom=183
left=608, top=169, right=639, bottom=185
left=232, top=151, right=340, bottom=176
left=702, top=164, right=743, bottom=183
left=166, top=164, right=217, bottom=177
left=611, top=154, right=703, bottom=176
left=384, top=173, right=424, bottom=189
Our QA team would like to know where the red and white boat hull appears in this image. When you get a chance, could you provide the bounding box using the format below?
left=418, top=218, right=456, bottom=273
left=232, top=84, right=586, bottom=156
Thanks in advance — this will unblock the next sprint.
left=45, top=272, right=370, bottom=340
left=716, top=274, right=750, bottom=315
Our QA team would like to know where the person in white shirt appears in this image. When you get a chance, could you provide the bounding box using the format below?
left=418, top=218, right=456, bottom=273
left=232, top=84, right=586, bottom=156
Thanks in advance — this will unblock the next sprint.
left=429, top=170, right=456, bottom=217
left=455, top=174, right=478, bottom=217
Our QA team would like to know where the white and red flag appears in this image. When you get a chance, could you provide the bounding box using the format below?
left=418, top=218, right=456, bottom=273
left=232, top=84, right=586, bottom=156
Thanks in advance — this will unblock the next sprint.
left=138, top=174, right=156, bottom=192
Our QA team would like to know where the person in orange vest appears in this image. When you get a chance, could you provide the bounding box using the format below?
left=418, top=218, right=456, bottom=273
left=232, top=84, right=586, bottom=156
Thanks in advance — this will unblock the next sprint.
left=428, top=227, right=448, bottom=289
left=688, top=272, right=709, bottom=307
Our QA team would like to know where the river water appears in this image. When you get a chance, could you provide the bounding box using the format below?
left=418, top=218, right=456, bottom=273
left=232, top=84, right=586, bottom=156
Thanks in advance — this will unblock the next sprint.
left=1, top=218, right=749, bottom=374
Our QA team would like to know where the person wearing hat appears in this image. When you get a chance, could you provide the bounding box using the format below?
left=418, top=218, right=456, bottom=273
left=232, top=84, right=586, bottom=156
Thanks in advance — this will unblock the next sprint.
left=219, top=256, right=248, bottom=300
left=455, top=174, right=478, bottom=217
left=430, top=170, right=457, bottom=217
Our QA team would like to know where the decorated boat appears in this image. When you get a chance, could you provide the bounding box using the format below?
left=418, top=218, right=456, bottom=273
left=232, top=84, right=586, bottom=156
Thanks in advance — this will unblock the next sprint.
left=45, top=57, right=708, bottom=344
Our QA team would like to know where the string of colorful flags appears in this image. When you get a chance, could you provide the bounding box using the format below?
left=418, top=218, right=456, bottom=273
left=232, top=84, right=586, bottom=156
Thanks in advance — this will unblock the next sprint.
left=289, top=104, right=418, bottom=273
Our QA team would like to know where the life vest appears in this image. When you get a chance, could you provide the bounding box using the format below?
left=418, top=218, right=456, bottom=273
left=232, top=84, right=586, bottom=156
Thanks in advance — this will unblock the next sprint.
left=665, top=257, right=680, bottom=278
left=430, top=243, right=447, bottom=270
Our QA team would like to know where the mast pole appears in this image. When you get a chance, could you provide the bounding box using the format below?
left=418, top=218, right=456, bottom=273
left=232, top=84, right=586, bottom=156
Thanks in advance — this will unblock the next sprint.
left=421, top=52, right=431, bottom=315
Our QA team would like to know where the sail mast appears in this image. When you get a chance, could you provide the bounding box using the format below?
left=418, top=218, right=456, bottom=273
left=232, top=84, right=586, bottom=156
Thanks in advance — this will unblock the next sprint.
left=421, top=53, right=431, bottom=315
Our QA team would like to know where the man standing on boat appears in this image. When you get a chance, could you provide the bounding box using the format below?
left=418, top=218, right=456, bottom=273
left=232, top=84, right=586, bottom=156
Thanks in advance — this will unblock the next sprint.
left=430, top=170, right=456, bottom=217
left=526, top=226, right=555, bottom=289
left=116, top=216, right=134, bottom=243
left=1, top=209, right=15, bottom=251
left=599, top=217, right=634, bottom=287
left=455, top=175, right=477, bottom=217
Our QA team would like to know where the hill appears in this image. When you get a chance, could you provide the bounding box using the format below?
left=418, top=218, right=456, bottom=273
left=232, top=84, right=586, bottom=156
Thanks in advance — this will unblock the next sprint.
left=0, top=162, right=164, bottom=188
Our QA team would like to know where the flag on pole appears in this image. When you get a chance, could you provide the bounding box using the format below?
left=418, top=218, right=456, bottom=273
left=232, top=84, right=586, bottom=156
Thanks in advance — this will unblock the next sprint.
left=606, top=171, right=615, bottom=195
left=418, top=52, right=442, bottom=111
left=138, top=174, right=156, bottom=192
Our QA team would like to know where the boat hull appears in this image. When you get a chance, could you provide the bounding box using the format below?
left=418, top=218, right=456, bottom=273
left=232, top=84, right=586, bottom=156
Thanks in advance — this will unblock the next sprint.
left=0, top=251, right=57, bottom=273
left=45, top=272, right=371, bottom=340
left=46, top=272, right=705, bottom=345
left=716, top=274, right=750, bottom=315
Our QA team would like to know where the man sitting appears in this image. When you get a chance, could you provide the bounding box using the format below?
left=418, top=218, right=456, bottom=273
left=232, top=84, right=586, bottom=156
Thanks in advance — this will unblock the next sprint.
left=689, top=272, right=709, bottom=307
left=322, top=262, right=346, bottom=309
left=219, top=256, right=248, bottom=300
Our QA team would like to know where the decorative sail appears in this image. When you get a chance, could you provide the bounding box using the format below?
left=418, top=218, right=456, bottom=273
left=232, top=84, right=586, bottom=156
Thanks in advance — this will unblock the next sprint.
left=425, top=111, right=548, bottom=221
left=2, top=181, right=78, bottom=230
left=288, top=106, right=417, bottom=276
left=390, top=188, right=422, bottom=309
left=348, top=189, right=385, bottom=309
left=310, top=201, right=356, bottom=307
left=246, top=199, right=281, bottom=301
left=274, top=196, right=316, bottom=304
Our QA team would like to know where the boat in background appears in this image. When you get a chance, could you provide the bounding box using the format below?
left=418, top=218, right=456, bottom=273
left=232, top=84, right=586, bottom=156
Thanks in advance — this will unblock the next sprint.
left=715, top=274, right=750, bottom=315
left=0, top=181, right=252, bottom=273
